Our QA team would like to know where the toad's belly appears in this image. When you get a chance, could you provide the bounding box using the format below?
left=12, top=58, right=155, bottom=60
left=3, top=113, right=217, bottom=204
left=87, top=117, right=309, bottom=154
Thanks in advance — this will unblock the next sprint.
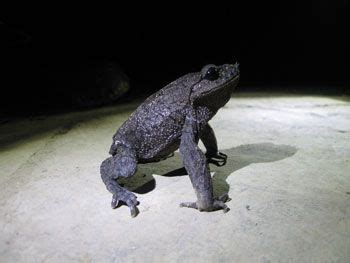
left=130, top=108, right=185, bottom=162
left=136, top=128, right=182, bottom=163
left=137, top=138, right=181, bottom=163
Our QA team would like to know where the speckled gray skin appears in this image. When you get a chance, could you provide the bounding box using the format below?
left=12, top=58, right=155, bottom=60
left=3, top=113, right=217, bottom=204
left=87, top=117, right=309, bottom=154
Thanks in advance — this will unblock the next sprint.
left=100, top=62, right=240, bottom=217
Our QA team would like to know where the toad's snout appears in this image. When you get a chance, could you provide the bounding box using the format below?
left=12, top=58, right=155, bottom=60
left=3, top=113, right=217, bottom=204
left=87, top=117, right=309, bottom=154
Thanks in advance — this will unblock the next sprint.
left=231, top=62, right=240, bottom=77
left=223, top=62, right=240, bottom=79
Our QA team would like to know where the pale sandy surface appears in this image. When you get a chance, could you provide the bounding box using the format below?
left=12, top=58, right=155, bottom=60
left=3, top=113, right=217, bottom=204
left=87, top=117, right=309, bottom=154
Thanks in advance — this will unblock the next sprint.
left=1, top=93, right=349, bottom=262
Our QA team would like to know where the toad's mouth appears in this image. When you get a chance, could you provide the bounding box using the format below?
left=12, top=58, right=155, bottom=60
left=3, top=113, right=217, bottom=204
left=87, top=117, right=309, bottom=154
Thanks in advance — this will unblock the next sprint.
left=201, top=73, right=240, bottom=97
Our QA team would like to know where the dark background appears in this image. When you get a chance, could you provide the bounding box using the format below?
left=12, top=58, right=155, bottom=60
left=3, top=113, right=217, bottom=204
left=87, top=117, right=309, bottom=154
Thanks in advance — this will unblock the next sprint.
left=1, top=1, right=348, bottom=116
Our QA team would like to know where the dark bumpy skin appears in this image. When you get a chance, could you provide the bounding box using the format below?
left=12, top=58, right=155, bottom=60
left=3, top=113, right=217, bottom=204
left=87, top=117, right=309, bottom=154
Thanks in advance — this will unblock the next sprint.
left=100, top=62, right=240, bottom=217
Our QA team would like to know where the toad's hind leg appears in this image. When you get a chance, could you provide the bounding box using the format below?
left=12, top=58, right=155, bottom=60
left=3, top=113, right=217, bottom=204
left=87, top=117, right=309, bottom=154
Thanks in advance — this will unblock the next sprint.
left=100, top=146, right=139, bottom=217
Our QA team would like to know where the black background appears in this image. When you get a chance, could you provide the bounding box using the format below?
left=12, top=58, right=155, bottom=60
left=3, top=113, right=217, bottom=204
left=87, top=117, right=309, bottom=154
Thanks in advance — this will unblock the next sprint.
left=1, top=2, right=348, bottom=115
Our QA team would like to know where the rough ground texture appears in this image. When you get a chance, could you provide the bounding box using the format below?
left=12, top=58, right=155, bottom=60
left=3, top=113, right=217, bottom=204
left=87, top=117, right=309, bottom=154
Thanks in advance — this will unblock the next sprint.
left=0, top=93, right=349, bottom=262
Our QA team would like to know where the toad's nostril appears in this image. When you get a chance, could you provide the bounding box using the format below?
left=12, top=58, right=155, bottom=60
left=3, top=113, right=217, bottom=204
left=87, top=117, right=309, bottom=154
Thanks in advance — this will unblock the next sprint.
left=234, top=62, right=240, bottom=71
left=231, top=57, right=237, bottom=64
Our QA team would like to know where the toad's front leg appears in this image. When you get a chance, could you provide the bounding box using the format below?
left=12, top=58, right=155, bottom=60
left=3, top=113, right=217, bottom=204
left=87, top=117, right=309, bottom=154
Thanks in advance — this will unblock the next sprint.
left=179, top=114, right=230, bottom=212
left=200, top=124, right=228, bottom=167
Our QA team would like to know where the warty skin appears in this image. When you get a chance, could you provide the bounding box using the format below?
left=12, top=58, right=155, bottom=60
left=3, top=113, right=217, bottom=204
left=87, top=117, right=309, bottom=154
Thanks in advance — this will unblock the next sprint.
left=100, top=62, right=240, bottom=217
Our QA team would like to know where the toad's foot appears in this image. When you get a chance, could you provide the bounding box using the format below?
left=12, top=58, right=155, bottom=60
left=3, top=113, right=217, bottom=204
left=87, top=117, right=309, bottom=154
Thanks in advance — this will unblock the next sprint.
left=111, top=189, right=139, bottom=218
left=180, top=193, right=231, bottom=213
left=206, top=152, right=227, bottom=167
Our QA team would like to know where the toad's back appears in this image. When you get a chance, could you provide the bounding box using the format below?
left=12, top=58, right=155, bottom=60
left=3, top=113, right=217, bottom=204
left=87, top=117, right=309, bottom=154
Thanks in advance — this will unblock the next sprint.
left=112, top=76, right=194, bottom=162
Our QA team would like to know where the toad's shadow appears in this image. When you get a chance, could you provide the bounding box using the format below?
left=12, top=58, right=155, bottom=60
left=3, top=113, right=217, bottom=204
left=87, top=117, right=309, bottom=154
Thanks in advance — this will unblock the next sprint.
left=118, top=143, right=297, bottom=196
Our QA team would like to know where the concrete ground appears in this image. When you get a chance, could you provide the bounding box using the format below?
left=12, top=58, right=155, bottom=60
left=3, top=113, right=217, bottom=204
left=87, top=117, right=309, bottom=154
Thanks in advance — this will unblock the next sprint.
left=0, top=93, right=349, bottom=262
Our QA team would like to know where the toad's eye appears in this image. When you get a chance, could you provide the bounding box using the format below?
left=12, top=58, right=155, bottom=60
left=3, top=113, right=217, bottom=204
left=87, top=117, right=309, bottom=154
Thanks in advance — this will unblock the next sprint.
left=204, top=67, right=219, bottom=81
